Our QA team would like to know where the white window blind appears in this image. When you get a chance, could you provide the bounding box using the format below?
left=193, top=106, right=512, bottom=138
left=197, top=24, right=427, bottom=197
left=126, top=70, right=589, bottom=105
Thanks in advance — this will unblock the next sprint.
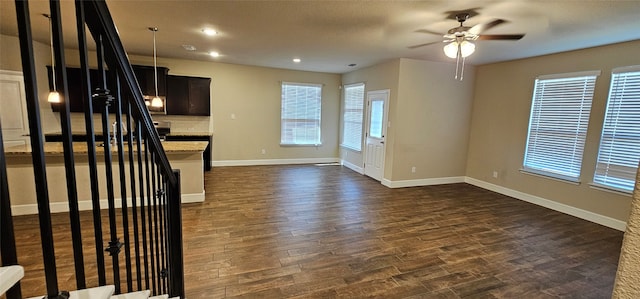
left=523, top=71, right=599, bottom=181
left=594, top=66, right=640, bottom=193
left=281, top=82, right=322, bottom=145
left=341, top=83, right=365, bottom=151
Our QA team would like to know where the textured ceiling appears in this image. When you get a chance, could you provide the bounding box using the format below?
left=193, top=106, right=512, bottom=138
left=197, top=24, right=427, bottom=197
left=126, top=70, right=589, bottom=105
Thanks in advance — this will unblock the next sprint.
left=1, top=0, right=640, bottom=74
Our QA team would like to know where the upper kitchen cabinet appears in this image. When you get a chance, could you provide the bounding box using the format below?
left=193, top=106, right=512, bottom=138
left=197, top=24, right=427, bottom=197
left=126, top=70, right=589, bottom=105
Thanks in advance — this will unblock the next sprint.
left=132, top=65, right=168, bottom=97
left=48, top=64, right=168, bottom=113
left=166, top=75, right=211, bottom=116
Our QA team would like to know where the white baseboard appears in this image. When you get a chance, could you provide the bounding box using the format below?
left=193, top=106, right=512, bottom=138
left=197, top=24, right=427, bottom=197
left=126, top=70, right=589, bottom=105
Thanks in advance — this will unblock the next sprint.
left=212, top=157, right=340, bottom=167
left=382, top=176, right=466, bottom=188
left=464, top=177, right=627, bottom=232
left=11, top=192, right=205, bottom=216
left=341, top=160, right=364, bottom=174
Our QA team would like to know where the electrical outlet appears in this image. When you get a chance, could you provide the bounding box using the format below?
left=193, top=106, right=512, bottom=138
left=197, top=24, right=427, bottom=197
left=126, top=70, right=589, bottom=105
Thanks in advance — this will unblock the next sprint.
left=411, top=166, right=416, bottom=173
left=231, top=113, right=236, bottom=119
left=492, top=171, right=499, bottom=178
left=261, top=149, right=266, bottom=155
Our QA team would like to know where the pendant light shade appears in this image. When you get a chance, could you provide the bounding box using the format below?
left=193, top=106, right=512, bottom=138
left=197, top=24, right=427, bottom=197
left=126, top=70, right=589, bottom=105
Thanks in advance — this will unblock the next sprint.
left=151, top=96, right=163, bottom=107
left=45, top=14, right=61, bottom=103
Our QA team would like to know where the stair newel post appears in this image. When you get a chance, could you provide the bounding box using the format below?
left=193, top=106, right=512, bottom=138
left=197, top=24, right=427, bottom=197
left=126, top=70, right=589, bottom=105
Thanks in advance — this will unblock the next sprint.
left=167, top=170, right=185, bottom=298
left=49, top=0, right=87, bottom=289
left=13, top=1, right=68, bottom=298
left=94, top=34, right=123, bottom=294
left=0, top=123, right=22, bottom=299
left=74, top=0, right=107, bottom=286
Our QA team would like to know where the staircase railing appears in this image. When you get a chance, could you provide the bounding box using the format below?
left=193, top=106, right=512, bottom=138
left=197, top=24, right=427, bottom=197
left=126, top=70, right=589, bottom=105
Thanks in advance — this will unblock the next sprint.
left=1, top=0, right=184, bottom=298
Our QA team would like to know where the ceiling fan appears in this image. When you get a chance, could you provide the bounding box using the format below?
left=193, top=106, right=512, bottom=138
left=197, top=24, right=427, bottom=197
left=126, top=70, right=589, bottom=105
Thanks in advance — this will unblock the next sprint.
left=409, top=13, right=525, bottom=51
left=409, top=13, right=525, bottom=80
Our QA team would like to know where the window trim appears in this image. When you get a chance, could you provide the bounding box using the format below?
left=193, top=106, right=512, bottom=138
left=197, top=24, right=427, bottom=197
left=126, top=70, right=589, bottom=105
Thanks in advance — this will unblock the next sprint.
left=522, top=70, right=600, bottom=182
left=340, top=82, right=365, bottom=151
left=280, top=81, right=323, bottom=146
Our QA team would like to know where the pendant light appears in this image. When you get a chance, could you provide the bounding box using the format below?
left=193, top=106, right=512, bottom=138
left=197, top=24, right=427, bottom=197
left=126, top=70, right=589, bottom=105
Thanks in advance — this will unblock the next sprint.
left=149, top=27, right=163, bottom=108
left=45, top=14, right=61, bottom=103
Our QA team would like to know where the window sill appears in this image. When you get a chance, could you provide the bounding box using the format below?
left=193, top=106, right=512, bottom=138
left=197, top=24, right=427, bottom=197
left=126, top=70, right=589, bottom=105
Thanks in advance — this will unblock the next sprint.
left=589, top=183, right=632, bottom=196
left=519, top=168, right=581, bottom=185
left=280, top=143, right=322, bottom=147
left=340, top=144, right=362, bottom=152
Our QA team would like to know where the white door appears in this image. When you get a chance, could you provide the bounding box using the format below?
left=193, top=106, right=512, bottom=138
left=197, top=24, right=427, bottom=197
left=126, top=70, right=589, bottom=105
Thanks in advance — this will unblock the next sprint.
left=364, top=89, right=389, bottom=181
left=0, top=70, right=30, bottom=148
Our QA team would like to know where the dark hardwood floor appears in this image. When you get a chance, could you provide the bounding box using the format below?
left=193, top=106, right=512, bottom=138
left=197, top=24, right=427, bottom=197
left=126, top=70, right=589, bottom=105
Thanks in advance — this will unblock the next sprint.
left=11, top=164, right=623, bottom=298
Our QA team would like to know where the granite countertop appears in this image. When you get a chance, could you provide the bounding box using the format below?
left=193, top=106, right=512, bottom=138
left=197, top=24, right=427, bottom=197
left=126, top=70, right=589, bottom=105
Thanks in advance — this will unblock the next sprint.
left=44, top=131, right=213, bottom=137
left=4, top=141, right=208, bottom=156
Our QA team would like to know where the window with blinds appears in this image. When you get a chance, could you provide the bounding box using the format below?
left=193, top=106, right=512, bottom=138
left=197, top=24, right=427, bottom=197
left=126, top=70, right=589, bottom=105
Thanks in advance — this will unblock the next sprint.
left=522, top=71, right=600, bottom=181
left=341, top=83, right=365, bottom=151
left=593, top=66, right=640, bottom=193
left=281, top=82, right=322, bottom=145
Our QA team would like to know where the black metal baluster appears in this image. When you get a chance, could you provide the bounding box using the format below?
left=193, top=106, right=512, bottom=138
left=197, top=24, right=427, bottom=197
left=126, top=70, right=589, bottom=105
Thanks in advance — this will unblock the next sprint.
left=152, top=156, right=162, bottom=294
left=74, top=0, right=106, bottom=286
left=159, top=174, right=167, bottom=294
left=126, top=102, right=142, bottom=291
left=113, top=72, right=133, bottom=292
left=136, top=123, right=150, bottom=290
left=0, top=122, right=22, bottom=299
left=49, top=0, right=86, bottom=289
left=14, top=1, right=66, bottom=297
left=145, top=140, right=157, bottom=294
left=95, top=34, right=122, bottom=294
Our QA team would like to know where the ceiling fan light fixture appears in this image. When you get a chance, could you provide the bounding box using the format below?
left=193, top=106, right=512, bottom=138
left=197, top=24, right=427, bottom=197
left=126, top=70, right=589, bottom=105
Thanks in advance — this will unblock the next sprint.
left=459, top=41, right=475, bottom=58
left=443, top=41, right=459, bottom=59
left=443, top=40, right=475, bottom=59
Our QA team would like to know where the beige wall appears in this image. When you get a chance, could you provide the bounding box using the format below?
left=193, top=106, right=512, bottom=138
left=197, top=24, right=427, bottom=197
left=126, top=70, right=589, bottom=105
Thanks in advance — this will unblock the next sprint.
left=467, top=40, right=640, bottom=222
left=2, top=34, right=341, bottom=163
left=340, top=59, right=400, bottom=174
left=145, top=57, right=341, bottom=162
left=340, top=58, right=474, bottom=182
left=392, top=58, right=474, bottom=181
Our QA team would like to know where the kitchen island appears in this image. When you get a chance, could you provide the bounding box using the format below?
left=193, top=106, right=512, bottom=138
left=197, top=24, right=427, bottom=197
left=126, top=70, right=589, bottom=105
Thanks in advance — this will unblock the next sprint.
left=4, top=141, right=207, bottom=215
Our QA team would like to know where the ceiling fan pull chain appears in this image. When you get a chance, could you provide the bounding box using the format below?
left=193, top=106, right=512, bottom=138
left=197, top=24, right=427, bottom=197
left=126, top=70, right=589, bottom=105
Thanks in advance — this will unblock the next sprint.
left=460, top=56, right=466, bottom=81
left=454, top=45, right=461, bottom=80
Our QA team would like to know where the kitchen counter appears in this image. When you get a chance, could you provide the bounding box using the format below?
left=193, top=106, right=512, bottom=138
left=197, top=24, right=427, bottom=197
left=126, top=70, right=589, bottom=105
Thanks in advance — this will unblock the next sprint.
left=43, top=132, right=213, bottom=171
left=5, top=141, right=207, bottom=215
left=4, top=141, right=208, bottom=156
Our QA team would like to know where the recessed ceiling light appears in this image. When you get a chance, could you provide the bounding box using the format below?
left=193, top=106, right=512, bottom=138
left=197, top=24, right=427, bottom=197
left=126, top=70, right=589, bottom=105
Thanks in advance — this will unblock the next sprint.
left=209, top=51, right=220, bottom=58
left=293, top=58, right=301, bottom=63
left=202, top=28, right=217, bottom=36
left=182, top=44, right=197, bottom=51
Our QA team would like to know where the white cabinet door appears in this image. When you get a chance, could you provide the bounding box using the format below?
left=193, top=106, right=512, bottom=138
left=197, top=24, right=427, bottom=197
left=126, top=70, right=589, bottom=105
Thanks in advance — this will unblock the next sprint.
left=0, top=70, right=30, bottom=147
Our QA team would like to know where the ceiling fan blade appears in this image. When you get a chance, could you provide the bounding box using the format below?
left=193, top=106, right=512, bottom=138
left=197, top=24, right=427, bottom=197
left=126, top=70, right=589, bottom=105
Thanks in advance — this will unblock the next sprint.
left=469, top=19, right=507, bottom=35
left=415, top=29, right=445, bottom=36
left=408, top=40, right=443, bottom=49
left=477, top=34, right=525, bottom=40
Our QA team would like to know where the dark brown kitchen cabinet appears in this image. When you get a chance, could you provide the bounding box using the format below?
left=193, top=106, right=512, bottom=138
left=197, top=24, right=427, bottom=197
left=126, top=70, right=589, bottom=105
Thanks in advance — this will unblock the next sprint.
left=166, top=75, right=211, bottom=116
left=132, top=65, right=168, bottom=96
left=48, top=65, right=168, bottom=113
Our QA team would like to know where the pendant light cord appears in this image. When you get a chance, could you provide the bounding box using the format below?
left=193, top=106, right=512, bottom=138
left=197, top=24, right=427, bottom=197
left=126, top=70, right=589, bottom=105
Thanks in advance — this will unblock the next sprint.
left=152, top=27, right=159, bottom=97
left=47, top=14, right=56, bottom=92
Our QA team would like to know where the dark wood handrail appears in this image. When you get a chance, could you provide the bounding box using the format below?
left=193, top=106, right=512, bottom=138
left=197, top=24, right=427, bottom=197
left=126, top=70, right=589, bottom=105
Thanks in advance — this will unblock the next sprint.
left=82, top=0, right=176, bottom=186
